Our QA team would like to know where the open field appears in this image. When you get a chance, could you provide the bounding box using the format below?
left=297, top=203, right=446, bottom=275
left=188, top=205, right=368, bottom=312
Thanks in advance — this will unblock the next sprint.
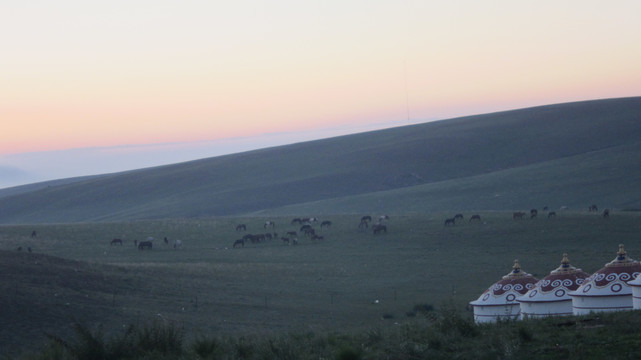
left=2, top=210, right=641, bottom=356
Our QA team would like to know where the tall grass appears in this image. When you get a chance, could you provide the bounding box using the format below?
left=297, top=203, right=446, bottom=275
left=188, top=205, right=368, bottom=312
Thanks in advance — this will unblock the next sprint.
left=19, top=307, right=641, bottom=359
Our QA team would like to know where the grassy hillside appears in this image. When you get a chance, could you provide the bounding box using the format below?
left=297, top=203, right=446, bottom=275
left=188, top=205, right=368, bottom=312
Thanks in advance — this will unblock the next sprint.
left=1, top=97, right=640, bottom=224
left=2, top=211, right=641, bottom=356
left=258, top=140, right=641, bottom=216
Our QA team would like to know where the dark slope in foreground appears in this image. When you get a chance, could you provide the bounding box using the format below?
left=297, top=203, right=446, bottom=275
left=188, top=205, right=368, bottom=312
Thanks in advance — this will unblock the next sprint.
left=0, top=250, right=138, bottom=357
left=0, top=97, right=640, bottom=223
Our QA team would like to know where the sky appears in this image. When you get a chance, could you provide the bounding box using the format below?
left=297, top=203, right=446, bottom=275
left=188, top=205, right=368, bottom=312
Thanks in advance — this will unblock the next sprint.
left=2, top=1, right=641, bottom=189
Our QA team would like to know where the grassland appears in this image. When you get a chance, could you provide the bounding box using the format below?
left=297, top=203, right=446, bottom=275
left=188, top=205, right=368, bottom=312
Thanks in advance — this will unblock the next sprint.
left=1, top=97, right=641, bottom=223
left=3, top=210, right=641, bottom=357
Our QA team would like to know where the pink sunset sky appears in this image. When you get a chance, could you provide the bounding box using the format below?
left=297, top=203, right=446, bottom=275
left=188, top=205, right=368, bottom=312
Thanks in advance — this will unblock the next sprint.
left=1, top=1, right=641, bottom=188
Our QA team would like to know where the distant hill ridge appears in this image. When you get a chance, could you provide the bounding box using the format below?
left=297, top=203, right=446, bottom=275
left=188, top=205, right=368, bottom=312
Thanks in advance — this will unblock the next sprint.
left=1, top=97, right=640, bottom=224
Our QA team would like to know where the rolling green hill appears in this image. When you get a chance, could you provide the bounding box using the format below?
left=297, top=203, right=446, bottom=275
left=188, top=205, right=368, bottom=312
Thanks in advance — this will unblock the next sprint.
left=1, top=97, right=640, bottom=224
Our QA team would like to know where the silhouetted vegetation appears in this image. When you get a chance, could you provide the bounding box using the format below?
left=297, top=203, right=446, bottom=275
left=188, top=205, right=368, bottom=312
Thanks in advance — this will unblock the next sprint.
left=16, top=307, right=641, bottom=359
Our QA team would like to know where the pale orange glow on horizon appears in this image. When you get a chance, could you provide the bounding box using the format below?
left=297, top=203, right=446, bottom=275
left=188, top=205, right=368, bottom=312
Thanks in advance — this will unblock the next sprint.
left=2, top=1, right=641, bottom=157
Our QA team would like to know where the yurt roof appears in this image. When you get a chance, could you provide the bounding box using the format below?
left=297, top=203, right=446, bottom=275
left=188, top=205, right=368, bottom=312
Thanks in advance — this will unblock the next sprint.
left=470, top=260, right=538, bottom=306
left=569, top=244, right=641, bottom=298
left=518, top=253, right=590, bottom=303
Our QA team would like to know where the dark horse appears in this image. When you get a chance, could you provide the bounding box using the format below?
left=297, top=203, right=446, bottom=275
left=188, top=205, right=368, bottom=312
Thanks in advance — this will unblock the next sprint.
left=235, top=224, right=246, bottom=231
left=373, top=224, right=387, bottom=234
left=233, top=239, right=244, bottom=248
left=589, top=204, right=598, bottom=212
left=321, top=220, right=332, bottom=228
left=138, top=241, right=153, bottom=250
left=513, top=212, right=526, bottom=220
left=603, top=209, right=610, bottom=218
left=444, top=218, right=456, bottom=226
left=469, top=214, right=481, bottom=222
left=110, top=238, right=123, bottom=246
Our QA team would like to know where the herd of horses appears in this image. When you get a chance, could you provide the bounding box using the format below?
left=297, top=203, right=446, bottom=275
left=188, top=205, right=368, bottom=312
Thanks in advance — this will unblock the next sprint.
left=443, top=205, right=611, bottom=226
left=97, top=206, right=613, bottom=250
left=23, top=206, right=616, bottom=254
left=107, top=236, right=183, bottom=250
left=231, top=215, right=391, bottom=248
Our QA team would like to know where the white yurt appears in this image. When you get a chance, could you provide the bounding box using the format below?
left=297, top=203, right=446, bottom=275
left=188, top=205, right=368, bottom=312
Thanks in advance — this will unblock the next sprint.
left=518, top=253, right=589, bottom=318
left=569, top=244, right=641, bottom=315
left=469, top=260, right=538, bottom=323
left=623, top=259, right=641, bottom=309
left=627, top=274, right=641, bottom=309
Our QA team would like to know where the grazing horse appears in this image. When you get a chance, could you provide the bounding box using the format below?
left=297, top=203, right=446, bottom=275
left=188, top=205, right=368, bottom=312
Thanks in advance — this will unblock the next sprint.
left=138, top=241, right=153, bottom=250
left=444, top=218, right=456, bottom=226
left=281, top=237, right=290, bottom=245
left=235, top=224, right=246, bottom=231
left=321, top=220, right=332, bottom=228
left=264, top=221, right=275, bottom=229
left=361, top=215, right=372, bottom=223
left=287, top=231, right=297, bottom=237
left=530, top=209, right=538, bottom=219
left=291, top=218, right=302, bottom=225
left=454, top=214, right=464, bottom=221
left=233, top=239, right=244, bottom=248
left=311, top=234, right=324, bottom=241
left=603, top=209, right=610, bottom=218
left=110, top=238, right=123, bottom=246
left=513, top=212, right=526, bottom=220
left=173, top=239, right=183, bottom=249
left=469, top=214, right=481, bottom=223
left=358, top=219, right=368, bottom=229
left=373, top=224, right=387, bottom=234
left=243, top=234, right=260, bottom=243
left=547, top=211, right=556, bottom=218
left=589, top=204, right=598, bottom=212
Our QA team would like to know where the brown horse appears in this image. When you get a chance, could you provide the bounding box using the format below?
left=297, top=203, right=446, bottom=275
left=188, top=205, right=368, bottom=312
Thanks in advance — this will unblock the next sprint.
left=321, top=220, right=332, bottom=228
left=469, top=214, right=481, bottom=222
left=444, top=218, right=456, bottom=226
left=373, top=224, right=387, bottom=234
left=513, top=212, right=526, bottom=220
left=138, top=241, right=153, bottom=250
left=110, top=238, right=123, bottom=246
left=603, top=209, right=610, bottom=218
left=235, top=224, right=246, bottom=231
left=589, top=204, right=598, bottom=212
